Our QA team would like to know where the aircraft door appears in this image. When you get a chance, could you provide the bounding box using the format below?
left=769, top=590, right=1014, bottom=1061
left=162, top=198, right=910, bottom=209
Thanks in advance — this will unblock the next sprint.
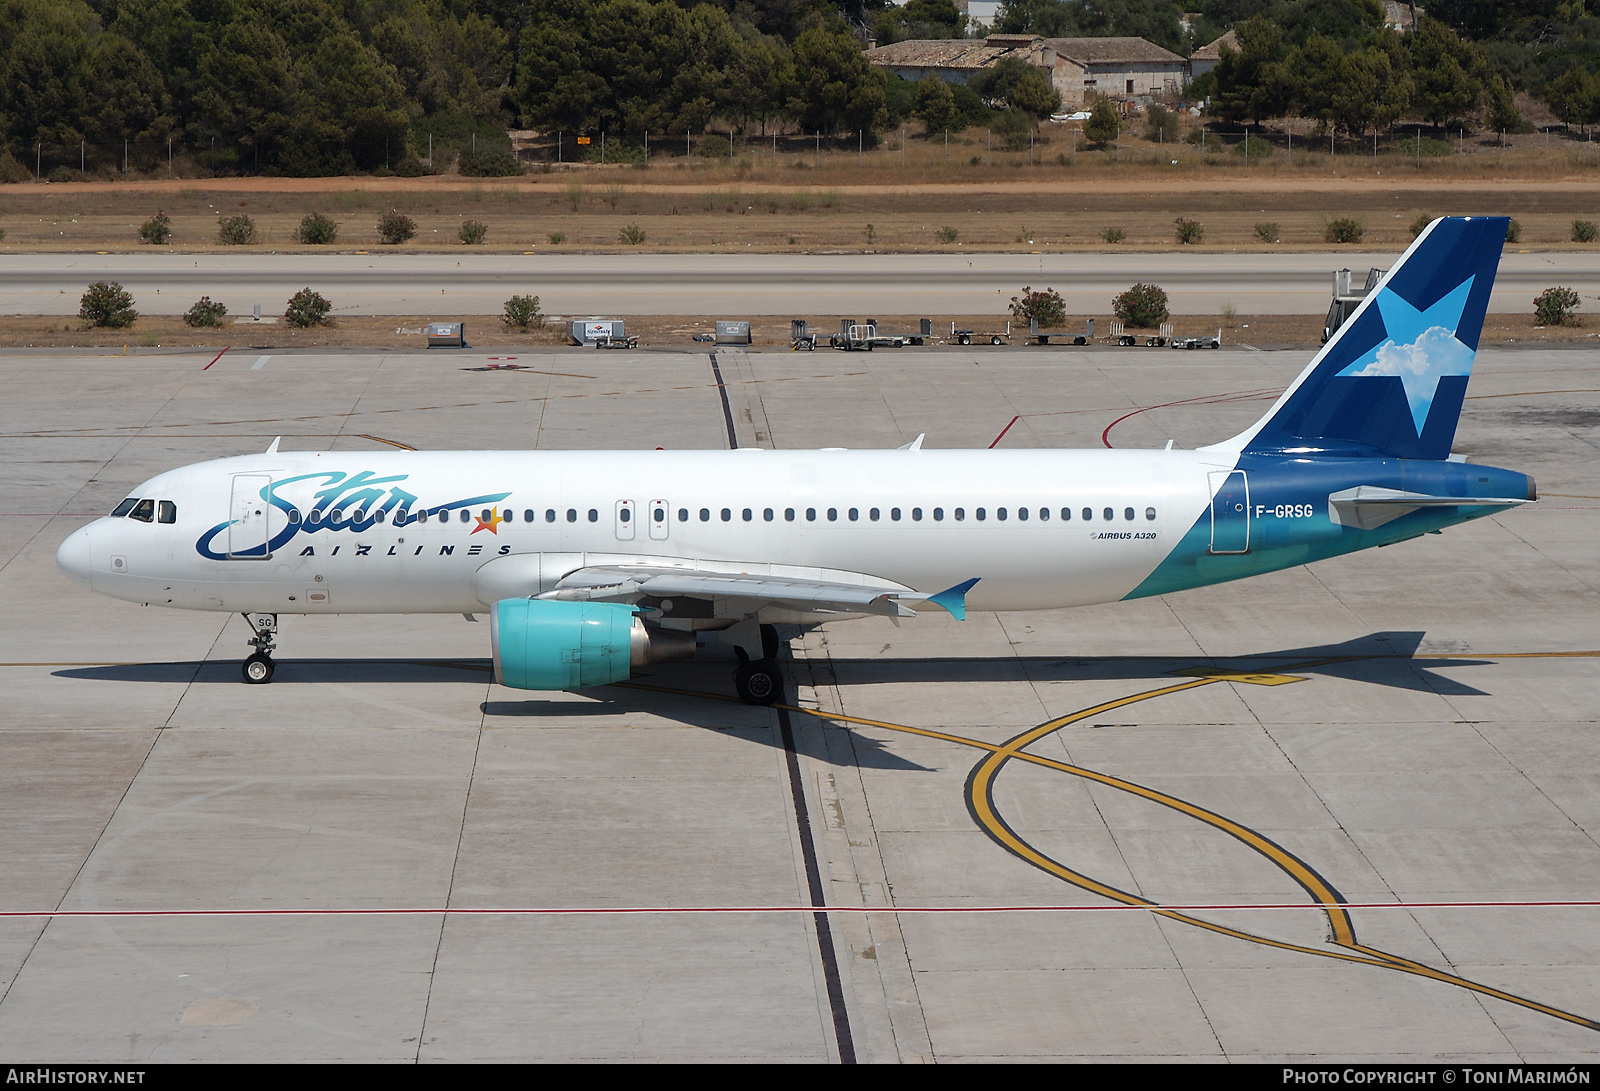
left=228, top=474, right=273, bottom=559
left=615, top=499, right=635, bottom=541
left=648, top=499, right=670, bottom=541
left=1208, top=470, right=1250, bottom=554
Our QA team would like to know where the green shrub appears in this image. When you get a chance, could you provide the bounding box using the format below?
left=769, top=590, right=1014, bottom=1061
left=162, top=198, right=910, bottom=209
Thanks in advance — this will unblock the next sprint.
left=1254, top=221, right=1280, bottom=243
left=1506, top=219, right=1522, bottom=244
left=547, top=232, right=565, bottom=245
left=217, top=215, right=257, bottom=245
left=139, top=211, right=172, bottom=245
left=1084, top=97, right=1119, bottom=145
left=0, top=150, right=31, bottom=183
left=1100, top=226, right=1126, bottom=244
left=936, top=226, right=959, bottom=243
left=1009, top=286, right=1066, bottom=328
left=1113, top=283, right=1168, bottom=328
left=619, top=223, right=646, bottom=245
left=394, top=156, right=432, bottom=178
left=376, top=210, right=416, bottom=245
left=697, top=135, right=732, bottom=158
left=49, top=165, right=78, bottom=183
left=284, top=287, right=332, bottom=327
left=79, top=281, right=137, bottom=328
left=503, top=294, right=542, bottom=331
left=1144, top=104, right=1177, bottom=143
left=1410, top=214, right=1433, bottom=238
left=1572, top=220, right=1597, bottom=243
left=1230, top=135, right=1271, bottom=159
left=458, top=149, right=520, bottom=176
left=183, top=296, right=228, bottom=327
left=1174, top=217, right=1203, bottom=245
left=296, top=213, right=338, bottom=245
left=1534, top=286, right=1580, bottom=326
left=1324, top=217, right=1365, bottom=244
left=460, top=219, right=487, bottom=244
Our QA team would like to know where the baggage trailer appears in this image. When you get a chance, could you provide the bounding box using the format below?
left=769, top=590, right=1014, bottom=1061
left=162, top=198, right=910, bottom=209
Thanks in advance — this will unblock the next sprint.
left=1109, top=321, right=1173, bottom=347
left=951, top=320, right=1011, bottom=346
left=1170, top=328, right=1222, bottom=350
left=1028, top=317, right=1094, bottom=345
left=790, top=319, right=819, bottom=351
left=830, top=319, right=926, bottom=350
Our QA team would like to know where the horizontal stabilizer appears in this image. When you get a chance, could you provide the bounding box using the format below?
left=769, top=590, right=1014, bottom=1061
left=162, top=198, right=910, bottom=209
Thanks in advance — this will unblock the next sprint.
left=1328, top=485, right=1530, bottom=530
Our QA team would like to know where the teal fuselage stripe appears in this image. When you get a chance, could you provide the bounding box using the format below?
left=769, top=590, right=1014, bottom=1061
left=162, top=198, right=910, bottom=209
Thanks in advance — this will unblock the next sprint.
left=1123, top=502, right=1514, bottom=601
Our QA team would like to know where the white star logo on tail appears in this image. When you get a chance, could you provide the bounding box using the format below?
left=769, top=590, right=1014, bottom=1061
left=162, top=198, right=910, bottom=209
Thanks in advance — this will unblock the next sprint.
left=1337, top=276, right=1477, bottom=436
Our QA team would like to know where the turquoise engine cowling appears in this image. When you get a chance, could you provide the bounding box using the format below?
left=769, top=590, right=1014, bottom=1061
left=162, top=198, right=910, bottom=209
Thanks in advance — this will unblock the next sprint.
left=491, top=599, right=639, bottom=690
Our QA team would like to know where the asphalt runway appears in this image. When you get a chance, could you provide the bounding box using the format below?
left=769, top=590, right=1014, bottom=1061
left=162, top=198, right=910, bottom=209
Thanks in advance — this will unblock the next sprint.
left=6, top=250, right=1598, bottom=317
left=1, top=340, right=1598, bottom=1060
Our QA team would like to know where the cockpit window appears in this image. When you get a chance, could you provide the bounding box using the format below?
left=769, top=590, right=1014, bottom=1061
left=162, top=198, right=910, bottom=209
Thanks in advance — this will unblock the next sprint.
left=111, top=498, right=139, bottom=517
left=157, top=500, right=176, bottom=524
left=128, top=499, right=155, bottom=523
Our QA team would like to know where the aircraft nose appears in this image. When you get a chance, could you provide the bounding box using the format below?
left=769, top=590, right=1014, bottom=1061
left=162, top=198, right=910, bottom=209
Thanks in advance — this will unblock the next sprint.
left=56, top=525, right=94, bottom=590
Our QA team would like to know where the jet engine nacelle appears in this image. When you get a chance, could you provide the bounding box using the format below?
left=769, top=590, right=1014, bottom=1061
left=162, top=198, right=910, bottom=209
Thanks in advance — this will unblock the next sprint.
left=490, top=599, right=696, bottom=690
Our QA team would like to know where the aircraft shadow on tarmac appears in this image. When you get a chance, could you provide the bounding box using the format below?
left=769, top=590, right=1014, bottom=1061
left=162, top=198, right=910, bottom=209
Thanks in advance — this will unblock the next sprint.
left=51, top=630, right=1489, bottom=696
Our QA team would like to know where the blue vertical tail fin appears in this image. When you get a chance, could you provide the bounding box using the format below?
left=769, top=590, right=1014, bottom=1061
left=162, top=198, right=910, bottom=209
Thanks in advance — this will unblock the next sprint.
left=1219, top=216, right=1506, bottom=461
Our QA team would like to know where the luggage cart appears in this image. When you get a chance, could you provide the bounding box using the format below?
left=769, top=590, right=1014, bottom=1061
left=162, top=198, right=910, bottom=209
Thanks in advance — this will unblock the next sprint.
left=950, top=320, right=1011, bottom=346
left=1028, top=317, right=1094, bottom=345
left=1170, top=328, right=1222, bottom=350
left=790, top=319, right=819, bottom=351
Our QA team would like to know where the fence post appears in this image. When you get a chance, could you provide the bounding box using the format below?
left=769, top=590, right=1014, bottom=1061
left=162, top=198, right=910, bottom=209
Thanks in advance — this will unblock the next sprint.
left=81, top=140, right=85, bottom=179
left=815, top=131, right=819, bottom=168
left=858, top=130, right=862, bottom=164
left=729, top=130, right=733, bottom=163
left=944, top=128, right=948, bottom=163
left=601, top=131, right=605, bottom=165
left=645, top=130, right=649, bottom=167
left=168, top=136, right=172, bottom=177
left=35, top=143, right=39, bottom=180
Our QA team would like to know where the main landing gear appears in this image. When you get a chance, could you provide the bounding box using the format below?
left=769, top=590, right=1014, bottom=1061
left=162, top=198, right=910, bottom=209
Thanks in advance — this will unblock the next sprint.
left=729, top=623, right=784, bottom=706
left=733, top=659, right=783, bottom=705
left=242, top=613, right=277, bottom=684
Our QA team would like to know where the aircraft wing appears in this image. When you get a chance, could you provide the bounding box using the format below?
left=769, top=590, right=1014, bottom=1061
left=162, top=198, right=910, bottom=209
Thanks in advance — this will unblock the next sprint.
left=540, top=564, right=918, bottom=618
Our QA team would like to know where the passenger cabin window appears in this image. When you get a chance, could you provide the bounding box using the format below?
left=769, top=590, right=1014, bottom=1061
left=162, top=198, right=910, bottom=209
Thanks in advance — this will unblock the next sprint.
left=587, top=509, right=598, bottom=522
left=933, top=508, right=943, bottom=520
left=525, top=509, right=536, bottom=523
left=806, top=508, right=816, bottom=521
left=157, top=500, right=177, bottom=524
left=502, top=509, right=513, bottom=523
left=785, top=508, right=795, bottom=521
left=1061, top=508, right=1071, bottom=521
left=763, top=508, right=774, bottom=522
left=289, top=508, right=302, bottom=524
left=567, top=509, right=578, bottom=523
left=678, top=508, right=689, bottom=522
left=1103, top=507, right=1114, bottom=521
left=619, top=508, right=630, bottom=523
left=111, top=498, right=139, bottom=517
left=1124, top=507, right=1135, bottom=521
left=1146, top=507, right=1157, bottom=520
left=1082, top=508, right=1092, bottom=521
left=700, top=508, right=711, bottom=522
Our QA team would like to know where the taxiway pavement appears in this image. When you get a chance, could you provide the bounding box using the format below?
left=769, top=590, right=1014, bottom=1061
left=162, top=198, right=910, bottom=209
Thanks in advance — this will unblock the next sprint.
left=4, top=250, right=1598, bottom=318
left=0, top=341, right=1597, bottom=1060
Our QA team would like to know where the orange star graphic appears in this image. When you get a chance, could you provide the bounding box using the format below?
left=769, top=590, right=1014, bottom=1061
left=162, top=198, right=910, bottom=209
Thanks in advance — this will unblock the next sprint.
left=471, top=508, right=504, bottom=535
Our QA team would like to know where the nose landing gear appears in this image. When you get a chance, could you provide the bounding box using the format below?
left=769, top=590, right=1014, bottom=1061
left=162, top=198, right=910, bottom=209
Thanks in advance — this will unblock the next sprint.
left=242, top=613, right=278, bottom=684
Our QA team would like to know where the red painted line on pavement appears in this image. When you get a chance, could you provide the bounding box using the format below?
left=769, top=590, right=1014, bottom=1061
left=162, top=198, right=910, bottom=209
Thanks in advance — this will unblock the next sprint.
left=201, top=346, right=230, bottom=370
left=989, top=415, right=1021, bottom=448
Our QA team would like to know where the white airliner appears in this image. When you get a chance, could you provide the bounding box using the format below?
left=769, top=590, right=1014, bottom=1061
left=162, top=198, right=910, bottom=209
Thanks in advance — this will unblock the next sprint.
left=56, top=218, right=1534, bottom=704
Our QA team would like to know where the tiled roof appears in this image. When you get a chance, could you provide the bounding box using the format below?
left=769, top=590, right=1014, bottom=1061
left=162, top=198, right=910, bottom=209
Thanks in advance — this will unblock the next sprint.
left=1191, top=29, right=1237, bottom=62
left=864, top=39, right=1014, bottom=70
left=1044, top=36, right=1186, bottom=65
